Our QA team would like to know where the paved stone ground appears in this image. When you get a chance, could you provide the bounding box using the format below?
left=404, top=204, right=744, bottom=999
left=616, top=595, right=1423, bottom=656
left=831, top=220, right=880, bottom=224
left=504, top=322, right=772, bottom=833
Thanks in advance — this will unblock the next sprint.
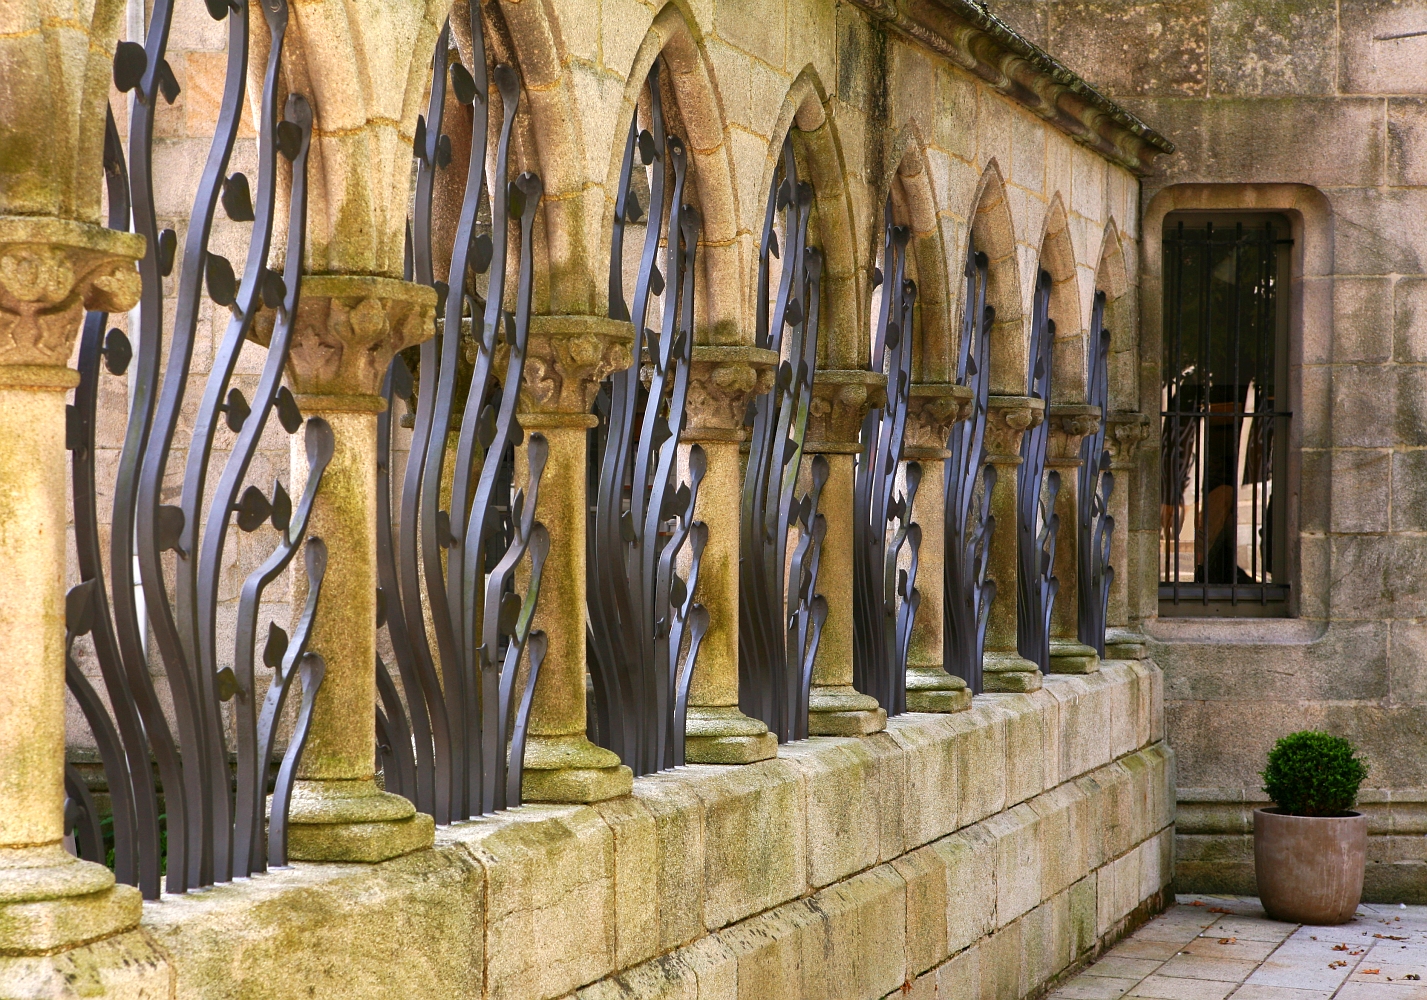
left=1050, top=895, right=1427, bottom=1000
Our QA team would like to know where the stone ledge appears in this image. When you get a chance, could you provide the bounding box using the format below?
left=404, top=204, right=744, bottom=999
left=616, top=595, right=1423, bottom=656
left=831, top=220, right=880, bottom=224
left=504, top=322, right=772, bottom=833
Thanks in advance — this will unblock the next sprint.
left=5, top=662, right=1168, bottom=1000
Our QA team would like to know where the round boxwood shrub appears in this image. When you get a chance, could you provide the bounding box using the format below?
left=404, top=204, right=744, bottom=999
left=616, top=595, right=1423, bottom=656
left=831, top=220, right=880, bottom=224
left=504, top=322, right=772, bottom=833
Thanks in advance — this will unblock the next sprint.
left=1261, top=731, right=1368, bottom=817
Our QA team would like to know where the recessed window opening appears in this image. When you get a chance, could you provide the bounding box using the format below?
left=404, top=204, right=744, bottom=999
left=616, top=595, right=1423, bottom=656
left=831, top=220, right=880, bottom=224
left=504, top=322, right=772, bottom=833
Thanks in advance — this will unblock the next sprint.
left=1160, top=213, right=1292, bottom=616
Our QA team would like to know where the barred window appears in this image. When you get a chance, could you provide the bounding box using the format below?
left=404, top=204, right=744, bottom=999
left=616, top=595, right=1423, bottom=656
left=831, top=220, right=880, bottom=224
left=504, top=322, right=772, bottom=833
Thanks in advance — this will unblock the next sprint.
left=1160, top=214, right=1292, bottom=615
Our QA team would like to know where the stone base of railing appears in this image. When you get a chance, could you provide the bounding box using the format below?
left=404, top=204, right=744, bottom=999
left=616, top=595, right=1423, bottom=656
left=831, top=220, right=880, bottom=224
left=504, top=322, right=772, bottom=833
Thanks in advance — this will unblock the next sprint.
left=0, top=662, right=1171, bottom=1000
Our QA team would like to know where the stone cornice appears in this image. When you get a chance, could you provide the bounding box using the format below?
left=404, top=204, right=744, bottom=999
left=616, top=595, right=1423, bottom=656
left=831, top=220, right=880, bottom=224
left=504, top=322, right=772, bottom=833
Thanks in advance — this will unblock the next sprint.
left=846, top=0, right=1174, bottom=175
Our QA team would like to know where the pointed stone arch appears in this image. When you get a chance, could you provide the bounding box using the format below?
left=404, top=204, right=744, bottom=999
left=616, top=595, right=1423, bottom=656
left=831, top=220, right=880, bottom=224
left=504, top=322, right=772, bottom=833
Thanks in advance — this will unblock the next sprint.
left=968, top=162, right=1027, bottom=396
left=595, top=4, right=743, bottom=342
left=763, top=69, right=865, bottom=369
left=885, top=126, right=955, bottom=384
left=1037, top=195, right=1085, bottom=403
left=1094, top=219, right=1136, bottom=411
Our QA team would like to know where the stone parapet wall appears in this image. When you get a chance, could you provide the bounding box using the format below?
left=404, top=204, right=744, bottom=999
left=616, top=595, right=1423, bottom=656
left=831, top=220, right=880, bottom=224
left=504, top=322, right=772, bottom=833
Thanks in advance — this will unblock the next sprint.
left=3, top=662, right=1172, bottom=999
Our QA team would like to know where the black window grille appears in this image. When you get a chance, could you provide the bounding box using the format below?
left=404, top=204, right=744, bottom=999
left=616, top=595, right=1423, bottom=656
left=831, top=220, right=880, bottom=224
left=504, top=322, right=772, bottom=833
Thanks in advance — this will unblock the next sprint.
left=1160, top=215, right=1291, bottom=614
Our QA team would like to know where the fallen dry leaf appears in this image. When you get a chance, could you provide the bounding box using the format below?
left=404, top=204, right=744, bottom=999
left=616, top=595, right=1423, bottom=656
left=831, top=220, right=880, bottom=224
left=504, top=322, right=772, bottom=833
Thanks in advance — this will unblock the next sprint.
left=1333, top=944, right=1349, bottom=951
left=1208, top=906, right=1233, bottom=914
left=1375, top=934, right=1409, bottom=941
left=1218, top=938, right=1237, bottom=945
left=1330, top=960, right=1347, bottom=969
left=1364, top=968, right=1381, bottom=975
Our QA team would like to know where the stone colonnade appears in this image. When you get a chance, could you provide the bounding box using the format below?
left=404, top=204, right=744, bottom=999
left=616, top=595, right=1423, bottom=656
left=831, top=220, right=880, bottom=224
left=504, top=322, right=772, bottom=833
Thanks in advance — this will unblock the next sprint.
left=0, top=0, right=1165, bottom=959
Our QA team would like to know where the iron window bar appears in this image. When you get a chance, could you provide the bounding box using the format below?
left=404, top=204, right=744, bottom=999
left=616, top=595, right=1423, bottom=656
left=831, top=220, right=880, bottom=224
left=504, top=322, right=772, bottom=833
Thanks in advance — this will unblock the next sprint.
left=1160, top=219, right=1292, bottom=612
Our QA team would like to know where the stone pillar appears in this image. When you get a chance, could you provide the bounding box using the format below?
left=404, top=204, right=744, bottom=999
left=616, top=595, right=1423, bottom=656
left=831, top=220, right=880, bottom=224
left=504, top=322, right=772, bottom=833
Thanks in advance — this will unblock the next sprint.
left=0, top=222, right=144, bottom=950
left=277, top=277, right=436, bottom=860
left=982, top=395, right=1046, bottom=693
left=804, top=370, right=888, bottom=736
left=1104, top=412, right=1151, bottom=658
left=507, top=316, right=633, bottom=803
left=1045, top=404, right=1102, bottom=674
left=904, top=383, right=974, bottom=712
left=0, top=0, right=146, bottom=953
left=681, top=346, right=779, bottom=763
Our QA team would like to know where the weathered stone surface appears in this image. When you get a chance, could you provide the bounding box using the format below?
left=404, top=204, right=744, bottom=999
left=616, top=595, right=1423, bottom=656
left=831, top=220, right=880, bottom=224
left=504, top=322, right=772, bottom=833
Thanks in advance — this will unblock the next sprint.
left=146, top=848, right=481, bottom=1000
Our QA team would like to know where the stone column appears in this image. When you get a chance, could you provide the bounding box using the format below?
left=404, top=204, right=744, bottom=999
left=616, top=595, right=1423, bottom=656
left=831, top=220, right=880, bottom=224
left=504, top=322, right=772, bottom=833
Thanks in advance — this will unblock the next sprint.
left=904, top=383, right=974, bottom=712
left=507, top=316, right=633, bottom=803
left=1104, top=412, right=1151, bottom=659
left=681, top=346, right=779, bottom=763
left=0, top=222, right=143, bottom=951
left=981, top=395, right=1046, bottom=693
left=804, top=370, right=888, bottom=736
left=1045, top=404, right=1102, bottom=674
left=276, top=277, right=436, bottom=861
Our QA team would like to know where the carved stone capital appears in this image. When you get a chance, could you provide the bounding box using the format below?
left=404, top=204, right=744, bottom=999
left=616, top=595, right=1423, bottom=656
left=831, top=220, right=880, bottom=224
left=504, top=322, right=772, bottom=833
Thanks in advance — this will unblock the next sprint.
left=500, top=315, right=634, bottom=419
left=0, top=218, right=143, bottom=369
left=680, top=345, right=779, bottom=442
left=1045, top=404, right=1102, bottom=465
left=1106, top=411, right=1151, bottom=467
left=905, top=383, right=974, bottom=460
left=806, top=369, right=888, bottom=454
left=255, top=275, right=436, bottom=398
left=983, top=395, right=1045, bottom=463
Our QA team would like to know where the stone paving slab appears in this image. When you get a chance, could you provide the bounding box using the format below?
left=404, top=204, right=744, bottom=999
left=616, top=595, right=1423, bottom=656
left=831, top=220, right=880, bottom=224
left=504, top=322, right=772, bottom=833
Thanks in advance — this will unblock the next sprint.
left=1050, top=896, right=1427, bottom=1000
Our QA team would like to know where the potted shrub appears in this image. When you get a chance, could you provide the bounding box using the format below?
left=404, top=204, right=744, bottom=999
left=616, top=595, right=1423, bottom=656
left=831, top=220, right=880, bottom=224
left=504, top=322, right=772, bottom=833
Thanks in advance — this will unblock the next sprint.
left=1255, top=731, right=1369, bottom=925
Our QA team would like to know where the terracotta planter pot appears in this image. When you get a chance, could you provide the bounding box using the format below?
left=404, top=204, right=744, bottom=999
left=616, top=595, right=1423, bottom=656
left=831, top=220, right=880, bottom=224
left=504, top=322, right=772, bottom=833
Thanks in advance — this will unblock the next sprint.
left=1254, top=808, right=1366, bottom=925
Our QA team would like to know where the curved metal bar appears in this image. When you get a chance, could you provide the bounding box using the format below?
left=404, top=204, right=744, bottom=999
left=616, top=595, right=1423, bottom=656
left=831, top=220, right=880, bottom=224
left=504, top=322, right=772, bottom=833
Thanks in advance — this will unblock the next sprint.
left=111, top=0, right=194, bottom=892
left=587, top=60, right=708, bottom=775
left=945, top=248, right=996, bottom=693
left=184, top=1, right=293, bottom=886
left=267, top=651, right=326, bottom=869
left=257, top=537, right=328, bottom=868
left=375, top=656, right=417, bottom=800
left=377, top=357, right=441, bottom=815
left=1078, top=292, right=1113, bottom=656
left=1016, top=270, right=1058, bottom=672
left=63, top=764, right=105, bottom=868
left=135, top=0, right=256, bottom=888
left=395, top=19, right=459, bottom=823
left=70, top=106, right=163, bottom=897
left=589, top=60, right=669, bottom=771
left=62, top=589, right=135, bottom=882
left=852, top=197, right=917, bottom=718
left=739, top=136, right=822, bottom=743
left=231, top=417, right=333, bottom=877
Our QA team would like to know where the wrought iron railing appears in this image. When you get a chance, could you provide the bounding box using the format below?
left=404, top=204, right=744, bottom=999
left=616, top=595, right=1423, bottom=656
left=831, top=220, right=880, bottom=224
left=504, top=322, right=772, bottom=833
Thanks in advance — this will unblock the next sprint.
left=375, top=9, right=551, bottom=820
left=67, top=0, right=329, bottom=896
left=1016, top=270, right=1059, bottom=672
left=1078, top=292, right=1114, bottom=655
left=851, top=197, right=920, bottom=717
left=587, top=60, right=710, bottom=774
left=738, top=136, right=828, bottom=743
left=945, top=248, right=996, bottom=693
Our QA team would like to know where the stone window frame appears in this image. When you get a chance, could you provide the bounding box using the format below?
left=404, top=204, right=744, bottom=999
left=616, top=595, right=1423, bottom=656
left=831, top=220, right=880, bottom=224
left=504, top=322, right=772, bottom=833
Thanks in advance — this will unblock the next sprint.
left=1140, top=184, right=1332, bottom=628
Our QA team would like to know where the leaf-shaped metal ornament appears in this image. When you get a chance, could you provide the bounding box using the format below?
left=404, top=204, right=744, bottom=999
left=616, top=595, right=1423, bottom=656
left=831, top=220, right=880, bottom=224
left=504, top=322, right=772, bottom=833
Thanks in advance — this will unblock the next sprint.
left=223, top=387, right=250, bottom=432
left=156, top=58, right=180, bottom=104
left=274, top=386, right=302, bottom=433
left=65, top=580, right=98, bottom=638
left=235, top=485, right=273, bottom=532
left=215, top=667, right=238, bottom=701
left=156, top=504, right=185, bottom=554
left=157, top=228, right=177, bottom=277
left=222, top=173, right=255, bottom=222
left=637, top=128, right=657, bottom=165
left=112, top=42, right=147, bottom=94
left=260, top=268, right=286, bottom=309
left=270, top=481, right=292, bottom=533
left=103, top=328, right=132, bottom=376
left=204, top=0, right=229, bottom=19
left=624, top=191, right=643, bottom=223
left=205, top=252, right=237, bottom=307
left=276, top=120, right=301, bottom=161
left=263, top=622, right=290, bottom=671
left=450, top=62, right=477, bottom=106
left=436, top=134, right=452, bottom=169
